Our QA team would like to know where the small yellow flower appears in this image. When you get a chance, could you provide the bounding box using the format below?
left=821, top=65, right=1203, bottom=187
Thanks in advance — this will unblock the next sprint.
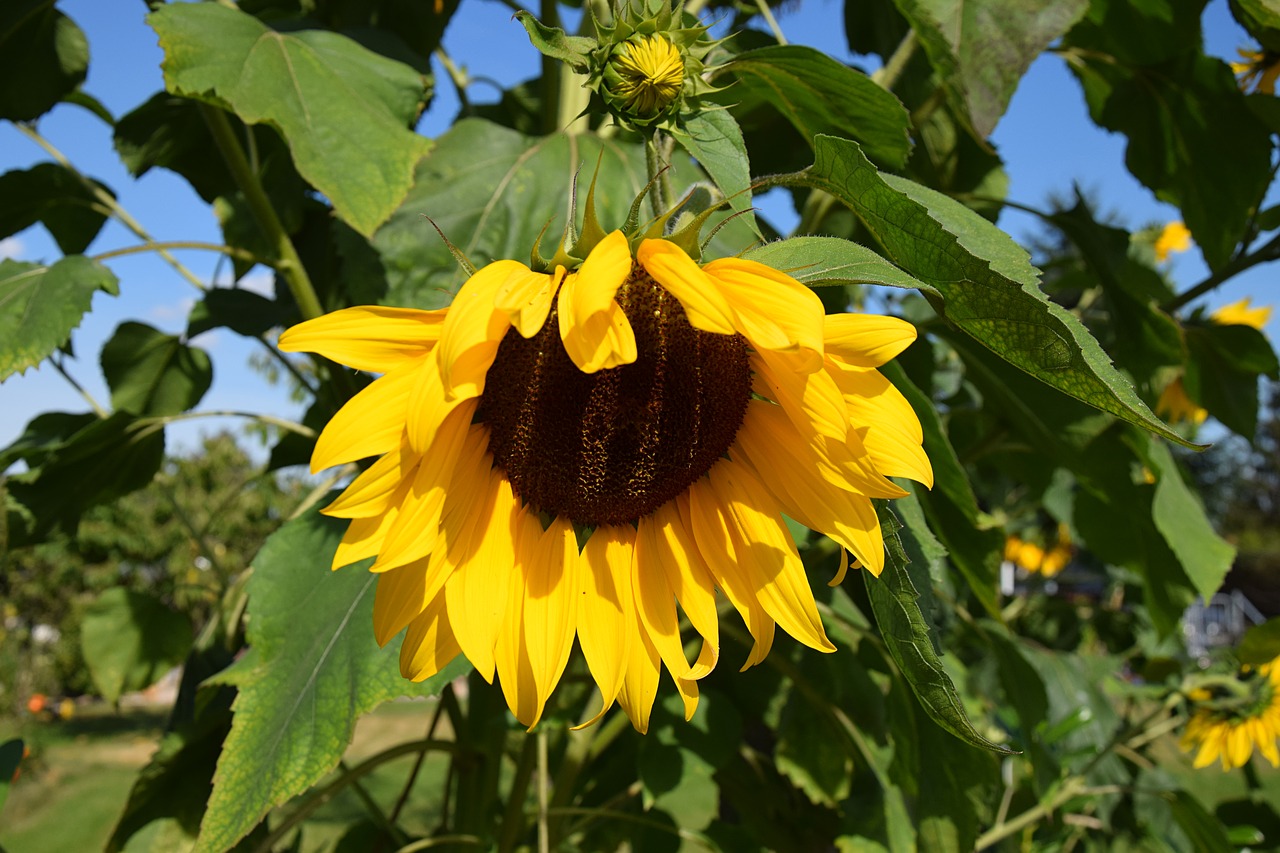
left=1182, top=658, right=1280, bottom=771
left=1232, top=47, right=1280, bottom=95
left=1210, top=297, right=1273, bottom=330
left=281, top=231, right=932, bottom=732
left=1156, top=376, right=1208, bottom=427
left=1004, top=525, right=1071, bottom=577
left=605, top=34, right=685, bottom=119
left=1154, top=221, right=1192, bottom=262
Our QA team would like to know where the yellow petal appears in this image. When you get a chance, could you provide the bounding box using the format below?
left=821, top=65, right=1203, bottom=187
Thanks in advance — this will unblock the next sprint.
left=372, top=406, right=477, bottom=572
left=684, top=485, right=775, bottom=670
left=373, top=556, right=436, bottom=646
left=701, top=257, right=825, bottom=370
left=400, top=593, right=461, bottom=682
left=278, top=305, right=446, bottom=372
left=823, top=314, right=917, bottom=368
left=576, top=524, right=637, bottom=728
left=708, top=461, right=835, bottom=653
left=311, top=359, right=420, bottom=472
left=617, top=625, right=662, bottom=734
left=436, top=260, right=524, bottom=399
left=323, top=440, right=412, bottom=519
left=558, top=290, right=637, bottom=373
left=1211, top=297, right=1272, bottom=330
left=828, top=362, right=934, bottom=488
left=732, top=406, right=885, bottom=575
left=495, top=511, right=542, bottom=728
left=430, top=426, right=496, bottom=572
left=572, top=230, right=633, bottom=318
left=495, top=266, right=561, bottom=338
left=644, top=501, right=720, bottom=679
left=634, top=516, right=694, bottom=679
left=443, top=469, right=518, bottom=682
left=752, top=349, right=850, bottom=445
left=636, top=239, right=737, bottom=334
left=332, top=472, right=414, bottom=570
left=521, top=516, right=580, bottom=727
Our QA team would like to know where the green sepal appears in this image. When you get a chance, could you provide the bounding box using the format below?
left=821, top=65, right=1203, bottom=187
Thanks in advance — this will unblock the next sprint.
left=513, top=11, right=593, bottom=72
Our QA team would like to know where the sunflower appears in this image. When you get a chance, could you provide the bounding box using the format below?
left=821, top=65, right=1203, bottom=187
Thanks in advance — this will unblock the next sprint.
left=1153, top=221, right=1191, bottom=263
left=279, top=229, right=932, bottom=732
left=1181, top=658, right=1280, bottom=771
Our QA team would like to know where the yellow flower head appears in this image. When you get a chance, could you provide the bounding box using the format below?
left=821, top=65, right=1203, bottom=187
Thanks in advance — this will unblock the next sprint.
left=1004, top=524, right=1071, bottom=577
left=280, top=231, right=932, bottom=732
left=1154, top=221, right=1192, bottom=262
left=1232, top=47, right=1280, bottom=95
left=1182, top=658, right=1280, bottom=771
left=604, top=34, right=685, bottom=119
left=1156, top=376, right=1207, bottom=427
left=1211, top=297, right=1273, bottom=330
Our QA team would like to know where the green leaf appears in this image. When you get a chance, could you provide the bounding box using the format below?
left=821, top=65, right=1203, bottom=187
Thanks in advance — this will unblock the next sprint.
left=1169, top=790, right=1233, bottom=853
left=865, top=505, right=1014, bottom=755
left=81, top=588, right=194, bottom=704
left=0, top=2, right=88, bottom=121
left=894, top=0, right=1088, bottom=137
left=194, top=505, right=469, bottom=853
left=373, top=118, right=756, bottom=308
left=0, top=163, right=113, bottom=254
left=1066, top=4, right=1272, bottom=269
left=673, top=108, right=758, bottom=233
left=0, top=255, right=119, bottom=380
left=912, top=689, right=1000, bottom=853
left=1237, top=617, right=1280, bottom=666
left=776, top=673, right=854, bottom=807
left=0, top=737, right=22, bottom=816
left=513, top=11, right=594, bottom=71
left=743, top=235, right=929, bottom=291
left=1185, top=323, right=1279, bottom=438
left=100, top=322, right=213, bottom=418
left=718, top=45, right=911, bottom=169
left=0, top=410, right=97, bottom=472
left=186, top=288, right=286, bottom=339
left=792, top=135, right=1194, bottom=447
left=149, top=2, right=431, bottom=237
left=1141, top=438, right=1234, bottom=602
left=882, top=361, right=1002, bottom=618
left=4, top=412, right=166, bottom=545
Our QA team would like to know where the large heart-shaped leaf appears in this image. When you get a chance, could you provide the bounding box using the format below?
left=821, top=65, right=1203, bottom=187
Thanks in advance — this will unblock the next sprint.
left=101, top=321, right=213, bottom=417
left=195, top=505, right=468, bottom=853
left=149, top=2, right=431, bottom=237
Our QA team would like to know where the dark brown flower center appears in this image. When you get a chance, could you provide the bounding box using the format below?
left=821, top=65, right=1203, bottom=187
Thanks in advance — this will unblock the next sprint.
left=478, top=268, right=751, bottom=527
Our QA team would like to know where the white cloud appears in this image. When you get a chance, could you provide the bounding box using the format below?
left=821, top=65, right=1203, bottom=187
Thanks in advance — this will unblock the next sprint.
left=0, top=236, right=24, bottom=260
left=149, top=296, right=196, bottom=323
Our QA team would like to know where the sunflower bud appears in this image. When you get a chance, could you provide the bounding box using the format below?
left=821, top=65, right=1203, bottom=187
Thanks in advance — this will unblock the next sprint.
left=601, top=34, right=685, bottom=123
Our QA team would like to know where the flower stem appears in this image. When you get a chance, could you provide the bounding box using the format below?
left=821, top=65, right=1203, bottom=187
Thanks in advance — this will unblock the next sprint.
left=50, top=356, right=107, bottom=418
left=753, top=0, right=787, bottom=45
left=645, top=135, right=672, bottom=217
left=91, top=240, right=268, bottom=267
left=199, top=104, right=326, bottom=321
left=15, top=123, right=211, bottom=292
left=1163, top=230, right=1280, bottom=312
left=496, top=732, right=538, bottom=853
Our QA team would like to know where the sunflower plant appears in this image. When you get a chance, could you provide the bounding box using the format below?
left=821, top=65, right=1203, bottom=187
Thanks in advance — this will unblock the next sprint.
left=3, top=0, right=1280, bottom=850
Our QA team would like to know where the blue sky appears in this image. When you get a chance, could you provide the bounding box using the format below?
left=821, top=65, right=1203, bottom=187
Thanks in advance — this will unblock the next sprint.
left=0, top=0, right=1273, bottom=453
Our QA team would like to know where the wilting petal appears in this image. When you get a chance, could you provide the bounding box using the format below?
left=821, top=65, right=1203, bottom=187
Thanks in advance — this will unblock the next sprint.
left=572, top=230, right=633, bottom=318
left=707, top=460, right=835, bottom=653
left=559, top=294, right=637, bottom=373
left=636, top=239, right=737, bottom=334
left=496, top=266, right=562, bottom=338
left=311, top=360, right=421, bottom=472
left=702, top=257, right=824, bottom=370
left=279, top=305, right=447, bottom=372
left=576, top=524, right=637, bottom=728
left=400, top=594, right=462, bottom=682
left=823, top=314, right=917, bottom=368
left=436, top=260, right=525, bottom=399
